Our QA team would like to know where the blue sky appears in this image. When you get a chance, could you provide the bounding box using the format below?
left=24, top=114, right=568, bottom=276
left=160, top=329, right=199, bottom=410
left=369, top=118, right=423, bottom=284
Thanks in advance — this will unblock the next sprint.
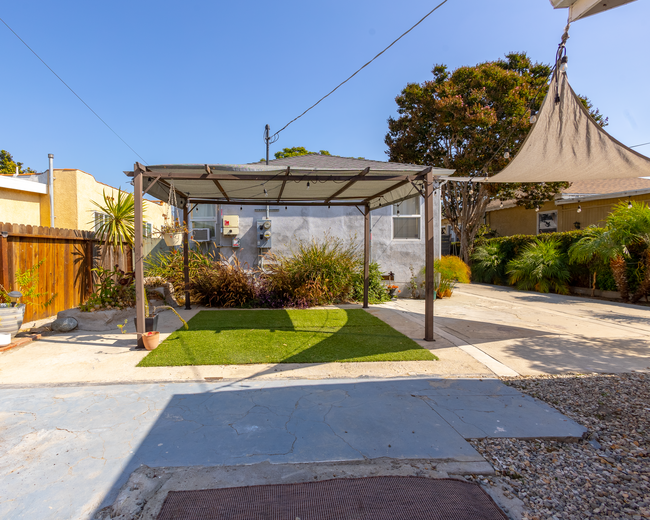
left=2, top=0, right=649, bottom=189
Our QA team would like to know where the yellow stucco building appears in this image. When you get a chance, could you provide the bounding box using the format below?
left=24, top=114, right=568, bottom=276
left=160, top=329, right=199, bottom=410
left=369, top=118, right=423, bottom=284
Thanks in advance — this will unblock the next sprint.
left=443, top=178, right=650, bottom=239
left=0, top=168, right=169, bottom=232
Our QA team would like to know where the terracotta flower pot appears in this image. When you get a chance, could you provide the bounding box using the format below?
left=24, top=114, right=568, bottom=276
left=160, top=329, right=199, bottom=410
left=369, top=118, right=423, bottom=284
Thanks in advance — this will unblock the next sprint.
left=142, top=331, right=160, bottom=351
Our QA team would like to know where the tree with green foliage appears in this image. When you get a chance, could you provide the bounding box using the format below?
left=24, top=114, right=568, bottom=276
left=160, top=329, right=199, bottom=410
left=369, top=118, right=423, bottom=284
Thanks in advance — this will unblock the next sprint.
left=385, top=52, right=606, bottom=263
left=0, top=150, right=36, bottom=175
left=261, top=147, right=332, bottom=162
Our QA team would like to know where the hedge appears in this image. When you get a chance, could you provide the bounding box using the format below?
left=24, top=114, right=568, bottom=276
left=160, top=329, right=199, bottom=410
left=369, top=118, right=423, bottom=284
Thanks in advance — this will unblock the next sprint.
left=473, top=229, right=644, bottom=293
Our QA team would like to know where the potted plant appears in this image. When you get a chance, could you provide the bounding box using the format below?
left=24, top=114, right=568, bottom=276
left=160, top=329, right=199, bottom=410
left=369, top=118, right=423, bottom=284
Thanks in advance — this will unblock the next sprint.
left=387, top=285, right=400, bottom=299
left=157, top=216, right=187, bottom=247
left=0, top=289, right=25, bottom=346
left=134, top=291, right=159, bottom=332
left=142, top=331, right=160, bottom=350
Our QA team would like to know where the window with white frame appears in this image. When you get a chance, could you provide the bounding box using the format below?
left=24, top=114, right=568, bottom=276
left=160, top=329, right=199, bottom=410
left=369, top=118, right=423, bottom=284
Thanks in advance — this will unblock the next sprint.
left=143, top=222, right=152, bottom=238
left=190, top=204, right=217, bottom=241
left=537, top=211, right=558, bottom=234
left=392, top=197, right=421, bottom=240
left=94, top=212, right=109, bottom=233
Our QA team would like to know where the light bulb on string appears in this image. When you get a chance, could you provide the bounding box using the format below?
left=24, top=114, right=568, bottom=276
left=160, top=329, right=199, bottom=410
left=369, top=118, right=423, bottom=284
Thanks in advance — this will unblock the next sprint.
left=499, top=200, right=503, bottom=209
left=577, top=204, right=582, bottom=213
left=264, top=188, right=268, bottom=197
left=535, top=205, right=540, bottom=212
left=503, top=149, right=510, bottom=160
left=628, top=199, right=633, bottom=209
left=240, top=206, right=242, bottom=211
left=306, top=181, right=310, bottom=190
left=285, top=206, right=287, bottom=210
left=529, top=111, right=537, bottom=124
left=559, top=56, right=568, bottom=73
left=396, top=204, right=400, bottom=216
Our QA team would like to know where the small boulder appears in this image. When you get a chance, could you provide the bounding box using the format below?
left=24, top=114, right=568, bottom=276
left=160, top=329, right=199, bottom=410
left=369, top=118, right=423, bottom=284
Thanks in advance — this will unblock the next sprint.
left=51, top=317, right=78, bottom=332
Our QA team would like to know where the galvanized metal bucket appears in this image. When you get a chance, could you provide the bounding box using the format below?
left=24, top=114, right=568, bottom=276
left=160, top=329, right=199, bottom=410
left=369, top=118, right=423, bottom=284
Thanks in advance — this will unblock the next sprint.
left=0, top=304, right=26, bottom=335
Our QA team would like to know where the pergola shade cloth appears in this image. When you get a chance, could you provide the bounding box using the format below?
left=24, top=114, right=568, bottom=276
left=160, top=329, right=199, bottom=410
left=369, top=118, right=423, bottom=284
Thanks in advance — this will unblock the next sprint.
left=489, top=71, right=650, bottom=183
left=128, top=162, right=454, bottom=211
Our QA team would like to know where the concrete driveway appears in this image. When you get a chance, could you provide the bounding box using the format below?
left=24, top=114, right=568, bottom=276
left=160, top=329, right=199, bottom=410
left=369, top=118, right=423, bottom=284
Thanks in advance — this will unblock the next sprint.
left=385, top=284, right=650, bottom=376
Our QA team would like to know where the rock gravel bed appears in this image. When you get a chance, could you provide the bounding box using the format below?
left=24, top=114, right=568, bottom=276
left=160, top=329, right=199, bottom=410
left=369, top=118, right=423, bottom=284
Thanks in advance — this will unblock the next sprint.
left=467, top=373, right=650, bottom=519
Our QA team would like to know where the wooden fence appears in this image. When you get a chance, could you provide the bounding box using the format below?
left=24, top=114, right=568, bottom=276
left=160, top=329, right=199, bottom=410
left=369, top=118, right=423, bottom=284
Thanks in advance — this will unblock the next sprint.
left=0, top=222, right=131, bottom=323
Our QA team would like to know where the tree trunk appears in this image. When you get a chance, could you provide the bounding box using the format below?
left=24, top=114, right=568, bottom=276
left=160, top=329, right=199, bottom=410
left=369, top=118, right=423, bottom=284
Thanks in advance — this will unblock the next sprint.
left=126, top=246, right=134, bottom=274
left=630, top=250, right=650, bottom=303
left=610, top=256, right=630, bottom=302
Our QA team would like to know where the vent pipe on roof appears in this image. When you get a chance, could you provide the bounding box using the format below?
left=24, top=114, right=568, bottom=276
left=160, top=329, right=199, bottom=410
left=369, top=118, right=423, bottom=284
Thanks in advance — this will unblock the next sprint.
left=48, top=154, right=54, bottom=228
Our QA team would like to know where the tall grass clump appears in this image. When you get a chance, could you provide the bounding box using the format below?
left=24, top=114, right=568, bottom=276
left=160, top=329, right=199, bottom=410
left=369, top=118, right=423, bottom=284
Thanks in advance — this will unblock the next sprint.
left=507, top=238, right=571, bottom=294
left=262, top=234, right=361, bottom=307
left=145, top=249, right=212, bottom=296
left=350, top=262, right=391, bottom=304
left=191, top=255, right=256, bottom=308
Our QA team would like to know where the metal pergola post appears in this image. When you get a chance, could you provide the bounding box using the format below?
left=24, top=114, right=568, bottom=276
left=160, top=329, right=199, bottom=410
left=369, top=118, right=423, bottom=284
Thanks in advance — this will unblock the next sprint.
left=363, top=204, right=370, bottom=309
left=424, top=169, right=435, bottom=342
left=133, top=163, right=146, bottom=347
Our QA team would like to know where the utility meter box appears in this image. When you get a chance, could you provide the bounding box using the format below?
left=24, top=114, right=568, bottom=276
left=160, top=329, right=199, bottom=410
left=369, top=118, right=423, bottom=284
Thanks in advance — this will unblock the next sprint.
left=256, top=219, right=272, bottom=249
left=222, top=215, right=239, bottom=236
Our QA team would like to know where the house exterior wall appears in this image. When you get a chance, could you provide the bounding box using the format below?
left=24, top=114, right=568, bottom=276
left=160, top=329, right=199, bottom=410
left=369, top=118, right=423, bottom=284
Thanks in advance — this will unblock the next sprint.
left=0, top=187, right=43, bottom=226
left=188, top=201, right=426, bottom=287
left=1, top=169, right=168, bottom=231
left=482, top=193, right=650, bottom=237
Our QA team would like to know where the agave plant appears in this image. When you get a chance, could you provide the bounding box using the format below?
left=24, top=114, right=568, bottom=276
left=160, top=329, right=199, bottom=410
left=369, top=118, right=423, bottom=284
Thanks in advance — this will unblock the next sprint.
left=507, top=238, right=571, bottom=294
left=471, top=242, right=506, bottom=284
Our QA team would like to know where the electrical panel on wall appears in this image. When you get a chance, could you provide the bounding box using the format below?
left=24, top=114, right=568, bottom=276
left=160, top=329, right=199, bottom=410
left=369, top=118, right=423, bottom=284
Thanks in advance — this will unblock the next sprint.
left=231, top=237, right=240, bottom=248
left=257, top=219, right=272, bottom=248
left=222, top=215, right=239, bottom=236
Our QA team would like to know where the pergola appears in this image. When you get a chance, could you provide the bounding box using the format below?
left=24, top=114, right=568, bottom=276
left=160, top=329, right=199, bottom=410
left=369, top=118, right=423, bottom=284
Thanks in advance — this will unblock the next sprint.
left=126, top=158, right=455, bottom=345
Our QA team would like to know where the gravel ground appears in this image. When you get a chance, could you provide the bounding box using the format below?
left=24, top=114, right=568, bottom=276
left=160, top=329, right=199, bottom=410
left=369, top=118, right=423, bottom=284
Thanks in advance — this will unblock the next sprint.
left=467, top=373, right=650, bottom=519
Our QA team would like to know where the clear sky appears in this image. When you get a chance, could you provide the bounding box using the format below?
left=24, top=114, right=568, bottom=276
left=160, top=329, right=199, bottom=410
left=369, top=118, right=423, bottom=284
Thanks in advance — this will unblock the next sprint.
left=2, top=0, right=649, bottom=189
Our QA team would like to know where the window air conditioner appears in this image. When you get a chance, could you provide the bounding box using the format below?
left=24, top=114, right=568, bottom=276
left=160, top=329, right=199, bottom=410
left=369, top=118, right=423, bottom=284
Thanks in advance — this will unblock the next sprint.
left=192, top=228, right=210, bottom=242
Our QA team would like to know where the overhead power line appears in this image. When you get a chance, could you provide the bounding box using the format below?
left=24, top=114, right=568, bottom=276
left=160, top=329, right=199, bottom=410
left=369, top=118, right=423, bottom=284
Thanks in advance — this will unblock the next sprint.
left=269, top=0, right=451, bottom=140
left=630, top=142, right=650, bottom=148
left=0, top=16, right=148, bottom=164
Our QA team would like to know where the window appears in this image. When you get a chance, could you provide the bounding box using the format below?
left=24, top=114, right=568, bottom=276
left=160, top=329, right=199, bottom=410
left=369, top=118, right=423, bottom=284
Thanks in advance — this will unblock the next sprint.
left=190, top=204, right=217, bottom=242
left=94, top=212, right=109, bottom=233
left=538, top=211, right=558, bottom=234
left=143, top=222, right=152, bottom=238
left=393, top=197, right=421, bottom=239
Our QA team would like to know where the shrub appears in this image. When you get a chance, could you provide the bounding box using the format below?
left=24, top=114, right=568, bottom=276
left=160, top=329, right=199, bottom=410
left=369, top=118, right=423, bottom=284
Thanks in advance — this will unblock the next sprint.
left=472, top=242, right=507, bottom=284
left=263, top=234, right=361, bottom=306
left=350, top=262, right=391, bottom=304
left=506, top=238, right=571, bottom=294
left=145, top=248, right=213, bottom=296
left=435, top=255, right=471, bottom=284
left=191, top=255, right=256, bottom=308
left=79, top=266, right=135, bottom=311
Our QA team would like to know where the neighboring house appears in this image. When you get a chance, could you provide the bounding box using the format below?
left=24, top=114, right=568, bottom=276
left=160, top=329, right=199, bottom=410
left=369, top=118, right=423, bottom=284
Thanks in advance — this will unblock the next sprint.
left=440, top=178, right=650, bottom=239
left=0, top=168, right=168, bottom=233
left=185, top=154, right=433, bottom=286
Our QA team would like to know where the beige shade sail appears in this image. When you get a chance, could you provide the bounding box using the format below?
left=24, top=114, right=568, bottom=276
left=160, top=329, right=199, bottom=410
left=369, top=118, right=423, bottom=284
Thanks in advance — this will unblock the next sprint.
left=488, top=71, right=650, bottom=183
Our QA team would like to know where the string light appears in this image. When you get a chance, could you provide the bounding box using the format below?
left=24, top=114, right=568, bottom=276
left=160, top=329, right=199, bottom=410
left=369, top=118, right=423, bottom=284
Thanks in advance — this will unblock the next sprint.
left=499, top=200, right=503, bottom=209
left=285, top=206, right=287, bottom=210
left=503, top=149, right=510, bottom=160
left=535, top=205, right=540, bottom=212
left=529, top=111, right=537, bottom=124
left=264, top=188, right=268, bottom=197
left=396, top=204, right=400, bottom=216
left=559, top=56, right=568, bottom=73
left=577, top=204, right=582, bottom=213
left=307, top=181, right=310, bottom=189
left=240, top=205, right=242, bottom=211
left=628, top=199, right=633, bottom=209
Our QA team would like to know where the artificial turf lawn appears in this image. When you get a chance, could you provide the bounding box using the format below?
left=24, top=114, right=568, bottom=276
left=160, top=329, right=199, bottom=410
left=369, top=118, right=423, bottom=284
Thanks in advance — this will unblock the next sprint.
left=137, top=308, right=437, bottom=367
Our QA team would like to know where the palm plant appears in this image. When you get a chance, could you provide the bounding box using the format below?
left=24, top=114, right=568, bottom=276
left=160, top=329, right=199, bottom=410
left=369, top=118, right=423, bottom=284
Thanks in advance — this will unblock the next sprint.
left=471, top=242, right=507, bottom=284
left=569, top=202, right=650, bottom=302
left=91, top=189, right=141, bottom=269
left=507, top=238, right=571, bottom=294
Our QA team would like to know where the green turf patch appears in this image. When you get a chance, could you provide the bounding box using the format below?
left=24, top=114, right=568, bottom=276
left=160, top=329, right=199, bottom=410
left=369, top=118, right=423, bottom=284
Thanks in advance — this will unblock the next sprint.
left=137, top=308, right=437, bottom=367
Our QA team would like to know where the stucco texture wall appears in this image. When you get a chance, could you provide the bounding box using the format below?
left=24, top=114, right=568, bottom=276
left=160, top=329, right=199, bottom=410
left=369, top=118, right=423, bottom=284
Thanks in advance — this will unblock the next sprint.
left=194, top=203, right=425, bottom=287
left=0, top=187, right=43, bottom=226
left=52, top=169, right=168, bottom=231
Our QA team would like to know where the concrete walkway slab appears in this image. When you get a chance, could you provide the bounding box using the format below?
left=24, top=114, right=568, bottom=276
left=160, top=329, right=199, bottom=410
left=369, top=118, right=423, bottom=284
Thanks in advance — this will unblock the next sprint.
left=0, top=378, right=585, bottom=520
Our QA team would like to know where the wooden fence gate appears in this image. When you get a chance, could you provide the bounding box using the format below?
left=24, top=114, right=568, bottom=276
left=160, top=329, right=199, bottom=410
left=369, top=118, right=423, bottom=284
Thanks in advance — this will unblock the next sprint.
left=0, top=222, right=131, bottom=323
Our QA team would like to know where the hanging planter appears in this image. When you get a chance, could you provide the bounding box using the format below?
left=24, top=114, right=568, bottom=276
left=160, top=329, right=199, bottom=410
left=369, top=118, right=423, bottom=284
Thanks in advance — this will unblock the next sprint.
left=162, top=232, right=183, bottom=247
